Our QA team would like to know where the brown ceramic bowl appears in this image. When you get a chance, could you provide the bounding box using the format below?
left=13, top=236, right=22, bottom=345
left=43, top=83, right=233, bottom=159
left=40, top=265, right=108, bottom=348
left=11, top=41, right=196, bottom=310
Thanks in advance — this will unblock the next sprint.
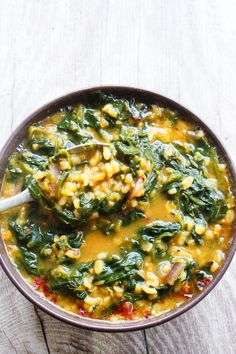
left=0, top=86, right=235, bottom=332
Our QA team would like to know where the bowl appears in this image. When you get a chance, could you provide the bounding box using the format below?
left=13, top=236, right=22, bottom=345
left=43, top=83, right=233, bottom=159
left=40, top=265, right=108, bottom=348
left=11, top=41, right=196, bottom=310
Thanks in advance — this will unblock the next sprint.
left=0, top=86, right=235, bottom=332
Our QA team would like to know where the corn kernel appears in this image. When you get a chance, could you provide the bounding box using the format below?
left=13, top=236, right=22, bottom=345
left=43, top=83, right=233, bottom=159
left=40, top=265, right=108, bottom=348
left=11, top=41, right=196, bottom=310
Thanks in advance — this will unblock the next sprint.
left=195, top=224, right=206, bottom=235
left=214, top=250, right=225, bottom=263
left=59, top=159, right=71, bottom=170
left=81, top=171, right=90, bottom=186
left=91, top=171, right=106, bottom=184
left=160, top=262, right=172, bottom=274
left=97, top=252, right=108, bottom=260
left=61, top=182, right=77, bottom=197
left=187, top=239, right=195, bottom=246
left=73, top=198, right=80, bottom=209
left=168, top=188, right=177, bottom=195
left=151, top=303, right=159, bottom=316
left=89, top=150, right=102, bottom=167
left=134, top=283, right=143, bottom=295
left=141, top=240, right=153, bottom=252
left=100, top=117, right=109, bottom=128
left=103, top=146, right=112, bottom=160
left=164, top=145, right=174, bottom=158
left=65, top=249, right=80, bottom=259
left=142, top=285, right=157, bottom=295
left=84, top=296, right=101, bottom=305
left=102, top=103, right=118, bottom=118
left=84, top=275, right=93, bottom=289
left=218, top=164, right=226, bottom=172
left=181, top=176, right=194, bottom=190
left=129, top=178, right=144, bottom=198
left=204, top=229, right=214, bottom=241
left=177, top=231, right=189, bottom=246
left=130, top=199, right=138, bottom=208
left=140, top=157, right=147, bottom=170
left=213, top=224, right=222, bottom=235
left=102, top=296, right=111, bottom=306
left=94, top=260, right=104, bottom=275
left=210, top=261, right=219, bottom=273
left=121, top=184, right=131, bottom=194
left=125, top=173, right=133, bottom=184
left=113, top=286, right=124, bottom=295
left=184, top=217, right=194, bottom=231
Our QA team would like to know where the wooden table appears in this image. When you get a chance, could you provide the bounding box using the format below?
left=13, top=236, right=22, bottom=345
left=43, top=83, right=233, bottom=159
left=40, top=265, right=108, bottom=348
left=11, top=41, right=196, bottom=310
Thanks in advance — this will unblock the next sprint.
left=0, top=1, right=235, bottom=353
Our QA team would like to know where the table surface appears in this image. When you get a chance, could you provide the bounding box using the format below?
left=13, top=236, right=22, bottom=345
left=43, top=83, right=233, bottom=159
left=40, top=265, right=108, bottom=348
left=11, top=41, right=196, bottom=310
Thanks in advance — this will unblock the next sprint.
left=0, top=1, right=236, bottom=353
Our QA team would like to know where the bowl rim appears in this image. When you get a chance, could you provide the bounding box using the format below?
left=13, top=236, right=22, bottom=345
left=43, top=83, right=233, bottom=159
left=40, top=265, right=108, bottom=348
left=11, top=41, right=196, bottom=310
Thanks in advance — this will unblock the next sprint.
left=0, top=85, right=235, bottom=332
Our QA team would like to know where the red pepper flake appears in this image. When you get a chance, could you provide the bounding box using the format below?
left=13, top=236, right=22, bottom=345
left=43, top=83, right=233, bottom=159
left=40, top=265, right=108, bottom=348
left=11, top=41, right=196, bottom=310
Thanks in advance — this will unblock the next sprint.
left=78, top=306, right=92, bottom=318
left=203, top=277, right=212, bottom=286
left=143, top=310, right=151, bottom=318
left=33, top=276, right=50, bottom=295
left=116, top=301, right=134, bottom=319
left=42, top=283, right=50, bottom=295
left=34, top=276, right=44, bottom=288
left=50, top=294, right=58, bottom=303
left=197, top=277, right=212, bottom=290
left=79, top=307, right=86, bottom=317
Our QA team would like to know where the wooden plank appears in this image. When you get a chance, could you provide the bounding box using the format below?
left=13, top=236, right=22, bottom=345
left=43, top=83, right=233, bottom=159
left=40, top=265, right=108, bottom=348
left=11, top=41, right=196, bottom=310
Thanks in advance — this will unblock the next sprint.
left=37, top=308, right=147, bottom=354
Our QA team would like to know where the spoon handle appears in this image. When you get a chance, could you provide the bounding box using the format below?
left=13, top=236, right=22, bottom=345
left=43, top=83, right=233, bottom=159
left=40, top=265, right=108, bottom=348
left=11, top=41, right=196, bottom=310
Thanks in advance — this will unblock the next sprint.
left=0, top=189, right=33, bottom=212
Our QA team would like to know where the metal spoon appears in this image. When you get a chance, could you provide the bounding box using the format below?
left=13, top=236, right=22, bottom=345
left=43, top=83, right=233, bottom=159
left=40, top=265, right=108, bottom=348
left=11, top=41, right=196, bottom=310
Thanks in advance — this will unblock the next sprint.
left=0, top=142, right=109, bottom=213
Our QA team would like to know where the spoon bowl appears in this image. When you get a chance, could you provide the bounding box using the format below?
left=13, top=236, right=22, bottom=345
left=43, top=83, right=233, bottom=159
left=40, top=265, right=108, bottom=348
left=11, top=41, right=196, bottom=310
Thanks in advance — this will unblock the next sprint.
left=0, top=142, right=110, bottom=212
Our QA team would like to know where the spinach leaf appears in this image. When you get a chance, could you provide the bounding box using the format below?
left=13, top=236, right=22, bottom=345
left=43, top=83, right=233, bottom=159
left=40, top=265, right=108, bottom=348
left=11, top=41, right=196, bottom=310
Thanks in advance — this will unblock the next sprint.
left=50, top=277, right=87, bottom=299
left=67, top=231, right=84, bottom=248
left=52, top=207, right=80, bottom=227
left=9, top=220, right=42, bottom=250
left=145, top=169, right=157, bottom=194
left=79, top=193, right=102, bottom=219
left=103, top=300, right=121, bottom=314
left=94, top=252, right=143, bottom=285
left=25, top=176, right=82, bottom=227
left=88, top=92, right=132, bottom=121
left=122, top=209, right=146, bottom=226
left=114, top=141, right=140, bottom=156
left=25, top=175, right=50, bottom=209
left=49, top=261, right=93, bottom=299
left=29, top=138, right=56, bottom=155
left=20, top=246, right=39, bottom=275
left=58, top=109, right=93, bottom=143
left=184, top=261, right=196, bottom=282
left=83, top=109, right=100, bottom=128
left=6, top=167, right=23, bottom=182
left=139, top=220, right=181, bottom=243
left=19, top=151, right=48, bottom=171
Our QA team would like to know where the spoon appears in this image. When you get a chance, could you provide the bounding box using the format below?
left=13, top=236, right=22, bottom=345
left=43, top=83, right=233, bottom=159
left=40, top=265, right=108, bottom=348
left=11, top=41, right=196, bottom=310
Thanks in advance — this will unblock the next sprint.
left=0, top=142, right=109, bottom=213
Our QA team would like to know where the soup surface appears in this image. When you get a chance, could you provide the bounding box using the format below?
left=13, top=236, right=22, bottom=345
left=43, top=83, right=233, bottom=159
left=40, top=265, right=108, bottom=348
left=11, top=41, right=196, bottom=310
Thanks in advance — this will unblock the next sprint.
left=0, top=92, right=234, bottom=320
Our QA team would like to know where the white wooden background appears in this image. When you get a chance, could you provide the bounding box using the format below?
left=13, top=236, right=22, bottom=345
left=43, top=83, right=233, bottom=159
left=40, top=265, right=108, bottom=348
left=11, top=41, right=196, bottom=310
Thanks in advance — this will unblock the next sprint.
left=0, top=1, right=236, bottom=353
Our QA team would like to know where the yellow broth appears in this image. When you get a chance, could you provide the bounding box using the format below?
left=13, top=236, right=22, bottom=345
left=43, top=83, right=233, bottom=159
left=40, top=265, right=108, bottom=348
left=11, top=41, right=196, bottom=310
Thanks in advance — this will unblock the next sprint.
left=0, top=93, right=234, bottom=320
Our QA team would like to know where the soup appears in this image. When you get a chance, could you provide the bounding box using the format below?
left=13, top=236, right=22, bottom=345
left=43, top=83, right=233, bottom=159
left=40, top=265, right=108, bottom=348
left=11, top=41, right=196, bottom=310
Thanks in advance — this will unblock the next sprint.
left=0, top=92, right=234, bottom=320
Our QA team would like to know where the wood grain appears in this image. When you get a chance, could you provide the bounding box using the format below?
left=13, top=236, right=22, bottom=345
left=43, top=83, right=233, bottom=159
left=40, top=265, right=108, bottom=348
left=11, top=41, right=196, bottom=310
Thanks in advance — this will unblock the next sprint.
left=0, top=0, right=236, bottom=353
left=36, top=308, right=147, bottom=354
